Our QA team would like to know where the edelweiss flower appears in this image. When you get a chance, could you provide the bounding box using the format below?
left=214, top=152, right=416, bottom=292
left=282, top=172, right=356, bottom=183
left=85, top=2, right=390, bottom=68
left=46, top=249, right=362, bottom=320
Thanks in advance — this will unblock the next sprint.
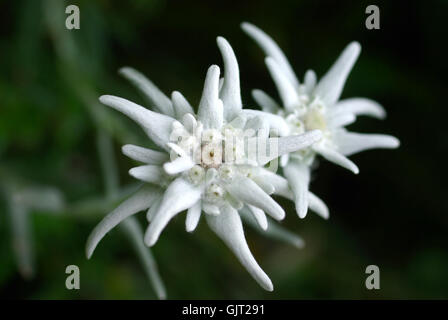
left=86, top=37, right=322, bottom=291
left=241, top=22, right=400, bottom=219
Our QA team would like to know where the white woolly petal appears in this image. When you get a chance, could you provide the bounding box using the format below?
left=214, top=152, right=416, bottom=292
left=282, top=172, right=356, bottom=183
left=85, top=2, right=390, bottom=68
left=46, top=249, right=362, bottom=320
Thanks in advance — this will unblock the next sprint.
left=314, top=144, right=359, bottom=174
left=186, top=200, right=202, bottom=232
left=182, top=113, right=197, bottom=132
left=122, top=144, right=168, bottom=165
left=245, top=116, right=270, bottom=147
left=171, top=91, right=194, bottom=120
left=284, top=162, right=310, bottom=218
left=86, top=185, right=162, bottom=259
left=252, top=89, right=280, bottom=114
left=144, top=178, right=201, bottom=246
left=261, top=130, right=322, bottom=165
left=333, top=98, right=386, bottom=119
left=304, top=69, right=317, bottom=94
left=146, top=196, right=162, bottom=222
left=100, top=95, right=174, bottom=151
left=217, top=37, right=242, bottom=121
left=280, top=154, right=289, bottom=167
left=206, top=204, right=273, bottom=291
left=241, top=22, right=300, bottom=89
left=243, top=109, right=290, bottom=136
left=308, top=192, right=329, bottom=220
left=259, top=168, right=293, bottom=200
left=203, top=203, right=221, bottom=216
left=315, top=42, right=361, bottom=106
left=219, top=77, right=224, bottom=92
left=129, top=165, right=167, bottom=185
left=328, top=113, right=356, bottom=128
left=228, top=115, right=247, bottom=129
left=227, top=177, right=285, bottom=220
left=253, top=177, right=275, bottom=195
left=247, top=205, right=268, bottom=231
left=166, top=142, right=188, bottom=158
left=265, top=218, right=305, bottom=249
left=241, top=210, right=304, bottom=249
left=265, top=57, right=300, bottom=111
left=335, top=130, right=400, bottom=156
left=197, top=65, right=223, bottom=129
left=163, top=156, right=195, bottom=175
left=260, top=167, right=329, bottom=221
left=245, top=115, right=265, bottom=132
left=119, top=67, right=174, bottom=117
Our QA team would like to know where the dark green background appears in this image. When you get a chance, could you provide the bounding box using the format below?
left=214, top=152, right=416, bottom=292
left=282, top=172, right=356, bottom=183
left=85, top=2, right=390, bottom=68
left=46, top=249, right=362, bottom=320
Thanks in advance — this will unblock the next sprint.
left=1, top=0, right=447, bottom=299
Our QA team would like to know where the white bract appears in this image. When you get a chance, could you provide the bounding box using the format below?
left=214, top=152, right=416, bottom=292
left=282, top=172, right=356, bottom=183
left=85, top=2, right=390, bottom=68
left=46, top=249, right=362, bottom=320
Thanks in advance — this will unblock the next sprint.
left=86, top=37, right=323, bottom=291
left=242, top=22, right=400, bottom=219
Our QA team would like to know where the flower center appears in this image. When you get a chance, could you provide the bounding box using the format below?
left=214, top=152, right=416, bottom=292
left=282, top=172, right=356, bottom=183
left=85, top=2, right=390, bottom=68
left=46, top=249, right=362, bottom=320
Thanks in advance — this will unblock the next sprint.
left=303, top=108, right=327, bottom=131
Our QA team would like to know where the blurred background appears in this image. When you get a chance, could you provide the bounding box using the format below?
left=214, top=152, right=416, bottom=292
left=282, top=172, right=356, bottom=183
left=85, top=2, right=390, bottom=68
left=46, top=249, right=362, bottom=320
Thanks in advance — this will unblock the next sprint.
left=1, top=0, right=447, bottom=299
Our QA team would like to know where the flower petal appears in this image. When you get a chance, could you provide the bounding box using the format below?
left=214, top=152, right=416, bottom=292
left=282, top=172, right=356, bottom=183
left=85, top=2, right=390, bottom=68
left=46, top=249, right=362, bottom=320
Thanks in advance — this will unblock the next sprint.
left=122, top=144, right=169, bottom=165
left=182, top=113, right=197, bottom=132
left=260, top=130, right=322, bottom=165
left=86, top=185, right=162, bottom=259
left=264, top=218, right=305, bottom=249
left=146, top=196, right=162, bottom=222
left=246, top=115, right=270, bottom=140
left=217, top=37, right=242, bottom=121
left=259, top=168, right=293, bottom=199
left=335, top=130, right=400, bottom=156
left=163, top=156, right=195, bottom=175
left=203, top=203, right=221, bottom=216
left=129, top=165, right=168, bottom=185
left=119, top=67, right=174, bottom=117
left=304, top=69, right=317, bottom=94
left=265, top=57, right=300, bottom=111
left=171, top=91, right=194, bottom=120
left=206, top=204, right=273, bottom=291
left=333, top=98, right=386, bottom=119
left=100, top=95, right=175, bottom=150
left=144, top=178, right=202, bottom=246
left=241, top=22, right=300, bottom=89
left=241, top=209, right=304, bottom=249
left=260, top=168, right=329, bottom=219
left=243, top=109, right=290, bottom=136
left=185, top=200, right=202, bottom=232
left=253, top=177, right=275, bottom=195
left=308, top=192, right=329, bottom=219
left=315, top=42, right=361, bottom=106
left=228, top=114, right=247, bottom=129
left=197, top=65, right=223, bottom=129
left=251, top=89, right=280, bottom=114
left=226, top=176, right=285, bottom=220
left=284, top=162, right=310, bottom=218
left=328, top=112, right=356, bottom=128
left=247, top=205, right=268, bottom=230
left=313, top=144, right=359, bottom=174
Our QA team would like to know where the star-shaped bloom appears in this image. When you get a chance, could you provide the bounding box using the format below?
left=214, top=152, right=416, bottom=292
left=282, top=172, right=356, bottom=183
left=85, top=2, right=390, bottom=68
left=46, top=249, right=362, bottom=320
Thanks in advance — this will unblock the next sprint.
left=242, top=22, right=400, bottom=219
left=86, top=37, right=322, bottom=291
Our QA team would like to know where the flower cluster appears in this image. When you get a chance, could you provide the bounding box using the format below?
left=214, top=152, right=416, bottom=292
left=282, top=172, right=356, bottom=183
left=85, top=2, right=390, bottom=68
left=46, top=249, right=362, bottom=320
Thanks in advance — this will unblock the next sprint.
left=86, top=23, right=399, bottom=292
left=241, top=22, right=400, bottom=219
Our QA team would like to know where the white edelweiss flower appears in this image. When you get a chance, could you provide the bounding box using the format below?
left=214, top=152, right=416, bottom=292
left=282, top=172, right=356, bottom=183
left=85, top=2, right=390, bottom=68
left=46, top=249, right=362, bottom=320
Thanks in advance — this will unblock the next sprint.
left=86, top=36, right=323, bottom=291
left=241, top=22, right=400, bottom=219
